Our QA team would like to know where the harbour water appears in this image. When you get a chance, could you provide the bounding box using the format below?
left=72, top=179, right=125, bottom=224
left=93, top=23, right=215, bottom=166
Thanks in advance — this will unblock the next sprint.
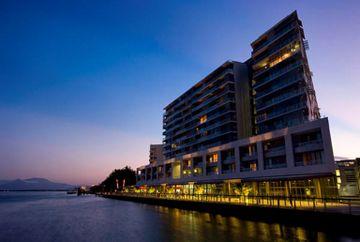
left=0, top=192, right=358, bottom=242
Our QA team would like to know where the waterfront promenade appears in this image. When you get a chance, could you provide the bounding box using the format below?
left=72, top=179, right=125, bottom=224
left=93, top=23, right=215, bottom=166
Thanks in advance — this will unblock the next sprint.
left=101, top=192, right=360, bottom=216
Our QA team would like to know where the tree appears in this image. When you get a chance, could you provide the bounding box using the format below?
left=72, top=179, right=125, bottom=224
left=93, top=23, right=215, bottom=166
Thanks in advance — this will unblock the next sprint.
left=99, top=166, right=136, bottom=192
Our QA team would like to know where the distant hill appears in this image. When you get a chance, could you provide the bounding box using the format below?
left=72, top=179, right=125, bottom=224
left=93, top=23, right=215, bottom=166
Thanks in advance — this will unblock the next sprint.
left=0, top=178, right=74, bottom=191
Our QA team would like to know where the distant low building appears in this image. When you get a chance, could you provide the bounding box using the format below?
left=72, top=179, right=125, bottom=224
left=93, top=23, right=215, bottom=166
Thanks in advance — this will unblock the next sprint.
left=335, top=158, right=360, bottom=197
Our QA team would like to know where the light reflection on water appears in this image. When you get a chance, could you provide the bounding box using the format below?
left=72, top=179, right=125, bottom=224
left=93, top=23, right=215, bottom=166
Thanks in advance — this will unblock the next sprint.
left=152, top=206, right=330, bottom=242
left=0, top=192, right=357, bottom=242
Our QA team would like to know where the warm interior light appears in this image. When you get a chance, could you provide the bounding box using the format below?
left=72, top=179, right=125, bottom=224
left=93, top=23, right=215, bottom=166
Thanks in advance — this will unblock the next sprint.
left=200, top=115, right=207, bottom=124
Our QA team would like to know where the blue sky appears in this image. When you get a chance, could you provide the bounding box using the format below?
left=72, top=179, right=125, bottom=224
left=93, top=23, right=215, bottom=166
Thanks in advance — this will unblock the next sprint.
left=1, top=0, right=360, bottom=184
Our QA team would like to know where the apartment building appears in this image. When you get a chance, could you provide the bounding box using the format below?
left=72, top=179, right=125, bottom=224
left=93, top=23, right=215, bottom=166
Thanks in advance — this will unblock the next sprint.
left=135, top=11, right=337, bottom=198
left=163, top=61, right=252, bottom=159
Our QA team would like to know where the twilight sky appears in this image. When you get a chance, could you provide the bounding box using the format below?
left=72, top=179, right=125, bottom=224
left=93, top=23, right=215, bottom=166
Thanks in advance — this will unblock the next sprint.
left=1, top=0, right=359, bottom=185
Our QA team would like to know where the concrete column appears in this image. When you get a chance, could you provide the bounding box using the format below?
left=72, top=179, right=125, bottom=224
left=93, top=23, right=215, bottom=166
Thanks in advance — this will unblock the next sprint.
left=190, top=158, right=194, bottom=177
left=257, top=142, right=264, bottom=171
left=179, top=159, right=183, bottom=179
left=265, top=181, right=270, bottom=196
left=321, top=120, right=335, bottom=165
left=235, top=146, right=241, bottom=173
left=217, top=151, right=222, bottom=175
left=252, top=181, right=258, bottom=195
left=285, top=133, right=295, bottom=168
left=314, top=178, right=322, bottom=198
left=285, top=181, right=290, bottom=196
left=171, top=162, right=174, bottom=179
left=202, top=154, right=207, bottom=176
left=156, top=166, right=159, bottom=180
left=163, top=164, right=167, bottom=179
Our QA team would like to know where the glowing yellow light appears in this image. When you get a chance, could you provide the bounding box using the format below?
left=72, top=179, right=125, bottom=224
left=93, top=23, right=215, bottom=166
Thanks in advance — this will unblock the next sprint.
left=335, top=169, right=340, bottom=176
left=200, top=115, right=207, bottom=124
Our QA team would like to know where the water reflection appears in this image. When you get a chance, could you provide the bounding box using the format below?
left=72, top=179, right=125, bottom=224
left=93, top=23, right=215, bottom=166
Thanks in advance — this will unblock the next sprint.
left=152, top=205, right=351, bottom=242
left=0, top=192, right=357, bottom=242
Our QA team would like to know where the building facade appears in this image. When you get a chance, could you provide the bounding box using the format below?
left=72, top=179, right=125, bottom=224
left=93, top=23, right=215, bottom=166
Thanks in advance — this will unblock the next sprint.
left=136, top=11, right=337, bottom=198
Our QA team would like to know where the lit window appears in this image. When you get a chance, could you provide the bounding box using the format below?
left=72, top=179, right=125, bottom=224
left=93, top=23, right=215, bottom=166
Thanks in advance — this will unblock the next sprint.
left=250, top=163, right=257, bottom=171
left=209, top=153, right=218, bottom=163
left=200, top=115, right=207, bottom=124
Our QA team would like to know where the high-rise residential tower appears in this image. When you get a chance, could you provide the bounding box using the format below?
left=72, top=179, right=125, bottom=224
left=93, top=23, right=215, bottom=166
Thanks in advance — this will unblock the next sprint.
left=163, top=61, right=252, bottom=159
left=251, top=11, right=320, bottom=134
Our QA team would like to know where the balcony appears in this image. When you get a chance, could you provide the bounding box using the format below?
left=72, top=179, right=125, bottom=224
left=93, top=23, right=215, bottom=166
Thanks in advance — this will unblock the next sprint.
left=241, top=153, right=258, bottom=162
left=240, top=167, right=257, bottom=172
left=176, top=130, right=236, bottom=151
left=164, top=97, right=235, bottom=133
left=295, top=159, right=323, bottom=167
left=253, top=33, right=299, bottom=65
left=169, top=109, right=236, bottom=140
left=255, top=102, right=306, bottom=124
left=222, top=157, right=236, bottom=165
left=256, top=88, right=305, bottom=112
left=206, top=162, right=218, bottom=167
left=255, top=73, right=303, bottom=100
left=174, top=117, right=237, bottom=144
left=206, top=171, right=219, bottom=176
left=264, top=163, right=287, bottom=170
left=253, top=59, right=303, bottom=89
left=264, top=146, right=286, bottom=157
left=294, top=140, right=323, bottom=153
left=253, top=22, right=297, bottom=54
left=164, top=69, right=234, bottom=119
left=222, top=169, right=235, bottom=174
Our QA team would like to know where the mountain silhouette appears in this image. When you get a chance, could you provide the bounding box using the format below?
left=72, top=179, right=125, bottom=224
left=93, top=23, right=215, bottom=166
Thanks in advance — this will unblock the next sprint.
left=0, top=178, right=74, bottom=191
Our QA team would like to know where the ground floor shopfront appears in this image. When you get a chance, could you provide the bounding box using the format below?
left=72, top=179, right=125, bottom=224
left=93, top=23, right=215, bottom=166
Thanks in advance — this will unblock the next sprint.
left=130, top=176, right=338, bottom=199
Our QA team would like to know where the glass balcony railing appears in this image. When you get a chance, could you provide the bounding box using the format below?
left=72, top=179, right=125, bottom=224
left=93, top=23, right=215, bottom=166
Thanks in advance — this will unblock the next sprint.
left=253, top=34, right=299, bottom=64
left=295, top=159, right=323, bottom=167
left=255, top=74, right=303, bottom=99
left=294, top=140, right=323, bottom=148
left=222, top=156, right=236, bottom=164
left=253, top=44, right=301, bottom=78
left=255, top=102, right=306, bottom=123
left=256, top=88, right=305, bottom=111
left=253, top=60, right=302, bottom=88
left=165, top=97, right=235, bottom=133
left=253, top=22, right=297, bottom=53
left=241, top=153, right=258, bottom=161
left=164, top=69, right=234, bottom=119
left=265, top=146, right=286, bottom=154
left=264, top=163, right=287, bottom=170
left=222, top=169, right=235, bottom=174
